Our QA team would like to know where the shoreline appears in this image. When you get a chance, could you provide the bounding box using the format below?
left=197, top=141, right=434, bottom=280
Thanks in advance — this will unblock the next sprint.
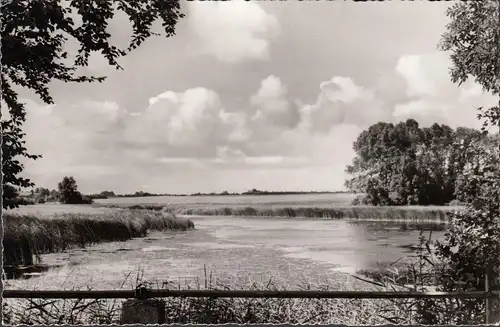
left=3, top=209, right=195, bottom=268
left=94, top=204, right=459, bottom=223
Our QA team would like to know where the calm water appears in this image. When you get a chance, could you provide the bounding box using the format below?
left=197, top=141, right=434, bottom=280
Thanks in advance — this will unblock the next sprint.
left=6, top=214, right=445, bottom=291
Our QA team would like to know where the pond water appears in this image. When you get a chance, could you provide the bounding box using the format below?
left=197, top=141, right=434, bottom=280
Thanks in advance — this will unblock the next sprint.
left=5, top=215, right=445, bottom=291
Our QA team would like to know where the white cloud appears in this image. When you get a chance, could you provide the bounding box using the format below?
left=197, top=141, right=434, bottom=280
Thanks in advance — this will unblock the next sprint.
left=188, top=0, right=280, bottom=63
left=395, top=52, right=452, bottom=98
left=17, top=51, right=497, bottom=194
left=300, top=76, right=385, bottom=133
left=213, top=145, right=308, bottom=167
left=250, top=75, right=299, bottom=128
left=218, top=110, right=252, bottom=142
left=124, top=88, right=253, bottom=156
left=125, top=88, right=223, bottom=147
left=394, top=52, right=497, bottom=128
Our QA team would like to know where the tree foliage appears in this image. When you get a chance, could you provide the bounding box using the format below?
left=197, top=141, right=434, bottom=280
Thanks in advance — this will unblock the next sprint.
left=392, top=137, right=500, bottom=325
left=2, top=184, right=19, bottom=208
left=440, top=0, right=500, bottom=132
left=57, top=176, right=92, bottom=204
left=344, top=119, right=486, bottom=206
left=1, top=0, right=184, bottom=209
left=376, top=2, right=500, bottom=324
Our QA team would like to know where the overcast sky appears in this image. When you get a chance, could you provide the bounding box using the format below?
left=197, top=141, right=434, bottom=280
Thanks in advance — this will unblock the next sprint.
left=19, top=1, right=497, bottom=194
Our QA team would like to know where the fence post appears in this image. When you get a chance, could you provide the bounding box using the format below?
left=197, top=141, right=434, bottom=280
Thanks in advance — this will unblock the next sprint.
left=486, top=273, right=490, bottom=324
left=120, top=299, right=165, bottom=324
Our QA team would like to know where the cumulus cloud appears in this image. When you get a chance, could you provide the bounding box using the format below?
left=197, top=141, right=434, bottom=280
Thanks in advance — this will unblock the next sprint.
left=396, top=52, right=453, bottom=98
left=394, top=52, right=497, bottom=128
left=250, top=75, right=300, bottom=128
left=188, top=0, right=280, bottom=63
left=18, top=52, right=497, bottom=194
left=125, top=88, right=223, bottom=147
left=299, top=76, right=386, bottom=133
left=218, top=110, right=252, bottom=142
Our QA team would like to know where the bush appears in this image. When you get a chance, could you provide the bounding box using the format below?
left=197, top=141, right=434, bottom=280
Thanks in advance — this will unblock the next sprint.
left=35, top=196, right=46, bottom=204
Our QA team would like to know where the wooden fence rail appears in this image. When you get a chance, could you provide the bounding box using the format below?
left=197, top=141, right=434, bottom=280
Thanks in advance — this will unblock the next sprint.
left=3, top=288, right=500, bottom=299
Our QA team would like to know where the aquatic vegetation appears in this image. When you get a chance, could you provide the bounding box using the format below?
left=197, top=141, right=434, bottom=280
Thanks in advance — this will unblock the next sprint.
left=174, top=205, right=456, bottom=223
left=3, top=210, right=194, bottom=266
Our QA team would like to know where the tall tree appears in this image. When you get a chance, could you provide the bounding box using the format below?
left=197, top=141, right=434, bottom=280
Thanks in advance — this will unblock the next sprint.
left=1, top=0, right=184, bottom=209
left=57, top=176, right=90, bottom=204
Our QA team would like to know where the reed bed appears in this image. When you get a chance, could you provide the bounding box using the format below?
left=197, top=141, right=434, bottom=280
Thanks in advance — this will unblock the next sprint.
left=94, top=203, right=459, bottom=223
left=2, top=269, right=411, bottom=325
left=3, top=210, right=194, bottom=266
left=174, top=205, right=456, bottom=223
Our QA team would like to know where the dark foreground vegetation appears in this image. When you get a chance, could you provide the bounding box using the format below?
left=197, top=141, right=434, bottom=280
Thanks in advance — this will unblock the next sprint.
left=3, top=210, right=194, bottom=267
left=2, top=272, right=393, bottom=325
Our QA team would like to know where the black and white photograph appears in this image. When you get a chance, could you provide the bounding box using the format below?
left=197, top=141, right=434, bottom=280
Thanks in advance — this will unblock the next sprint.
left=1, top=0, right=499, bottom=325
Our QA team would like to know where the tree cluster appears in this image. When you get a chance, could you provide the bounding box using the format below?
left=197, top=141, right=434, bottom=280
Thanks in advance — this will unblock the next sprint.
left=57, top=176, right=92, bottom=204
left=389, top=136, right=500, bottom=325
left=345, top=119, right=491, bottom=206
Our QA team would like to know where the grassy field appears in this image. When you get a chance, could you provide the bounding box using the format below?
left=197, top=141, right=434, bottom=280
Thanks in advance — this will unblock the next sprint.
left=3, top=208, right=194, bottom=266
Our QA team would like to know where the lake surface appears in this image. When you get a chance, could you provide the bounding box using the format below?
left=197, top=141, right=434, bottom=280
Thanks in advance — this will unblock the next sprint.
left=5, top=213, right=445, bottom=291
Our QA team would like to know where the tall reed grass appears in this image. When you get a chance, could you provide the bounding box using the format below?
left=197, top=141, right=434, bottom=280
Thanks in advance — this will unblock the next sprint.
left=95, top=203, right=458, bottom=223
left=2, top=268, right=411, bottom=325
left=3, top=210, right=194, bottom=266
left=174, top=206, right=456, bottom=223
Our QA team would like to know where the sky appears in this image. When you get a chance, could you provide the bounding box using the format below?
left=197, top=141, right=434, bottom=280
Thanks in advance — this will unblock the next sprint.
left=18, top=1, right=498, bottom=195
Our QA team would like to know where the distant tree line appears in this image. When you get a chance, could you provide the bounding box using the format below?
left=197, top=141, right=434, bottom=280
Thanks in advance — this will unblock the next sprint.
left=3, top=176, right=93, bottom=208
left=89, top=189, right=346, bottom=198
left=345, top=119, right=497, bottom=206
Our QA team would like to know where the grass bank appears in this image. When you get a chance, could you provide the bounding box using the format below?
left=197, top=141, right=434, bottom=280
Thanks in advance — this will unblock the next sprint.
left=3, top=210, right=194, bottom=266
left=175, top=205, right=456, bottom=223
left=2, top=271, right=410, bottom=325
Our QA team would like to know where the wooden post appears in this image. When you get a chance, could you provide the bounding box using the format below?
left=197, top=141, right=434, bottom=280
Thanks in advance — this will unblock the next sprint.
left=486, top=273, right=490, bottom=324
left=120, top=299, right=165, bottom=324
left=20, top=237, right=33, bottom=266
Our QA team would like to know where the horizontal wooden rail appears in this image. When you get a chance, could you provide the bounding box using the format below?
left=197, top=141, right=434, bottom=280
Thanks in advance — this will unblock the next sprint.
left=3, top=289, right=499, bottom=299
